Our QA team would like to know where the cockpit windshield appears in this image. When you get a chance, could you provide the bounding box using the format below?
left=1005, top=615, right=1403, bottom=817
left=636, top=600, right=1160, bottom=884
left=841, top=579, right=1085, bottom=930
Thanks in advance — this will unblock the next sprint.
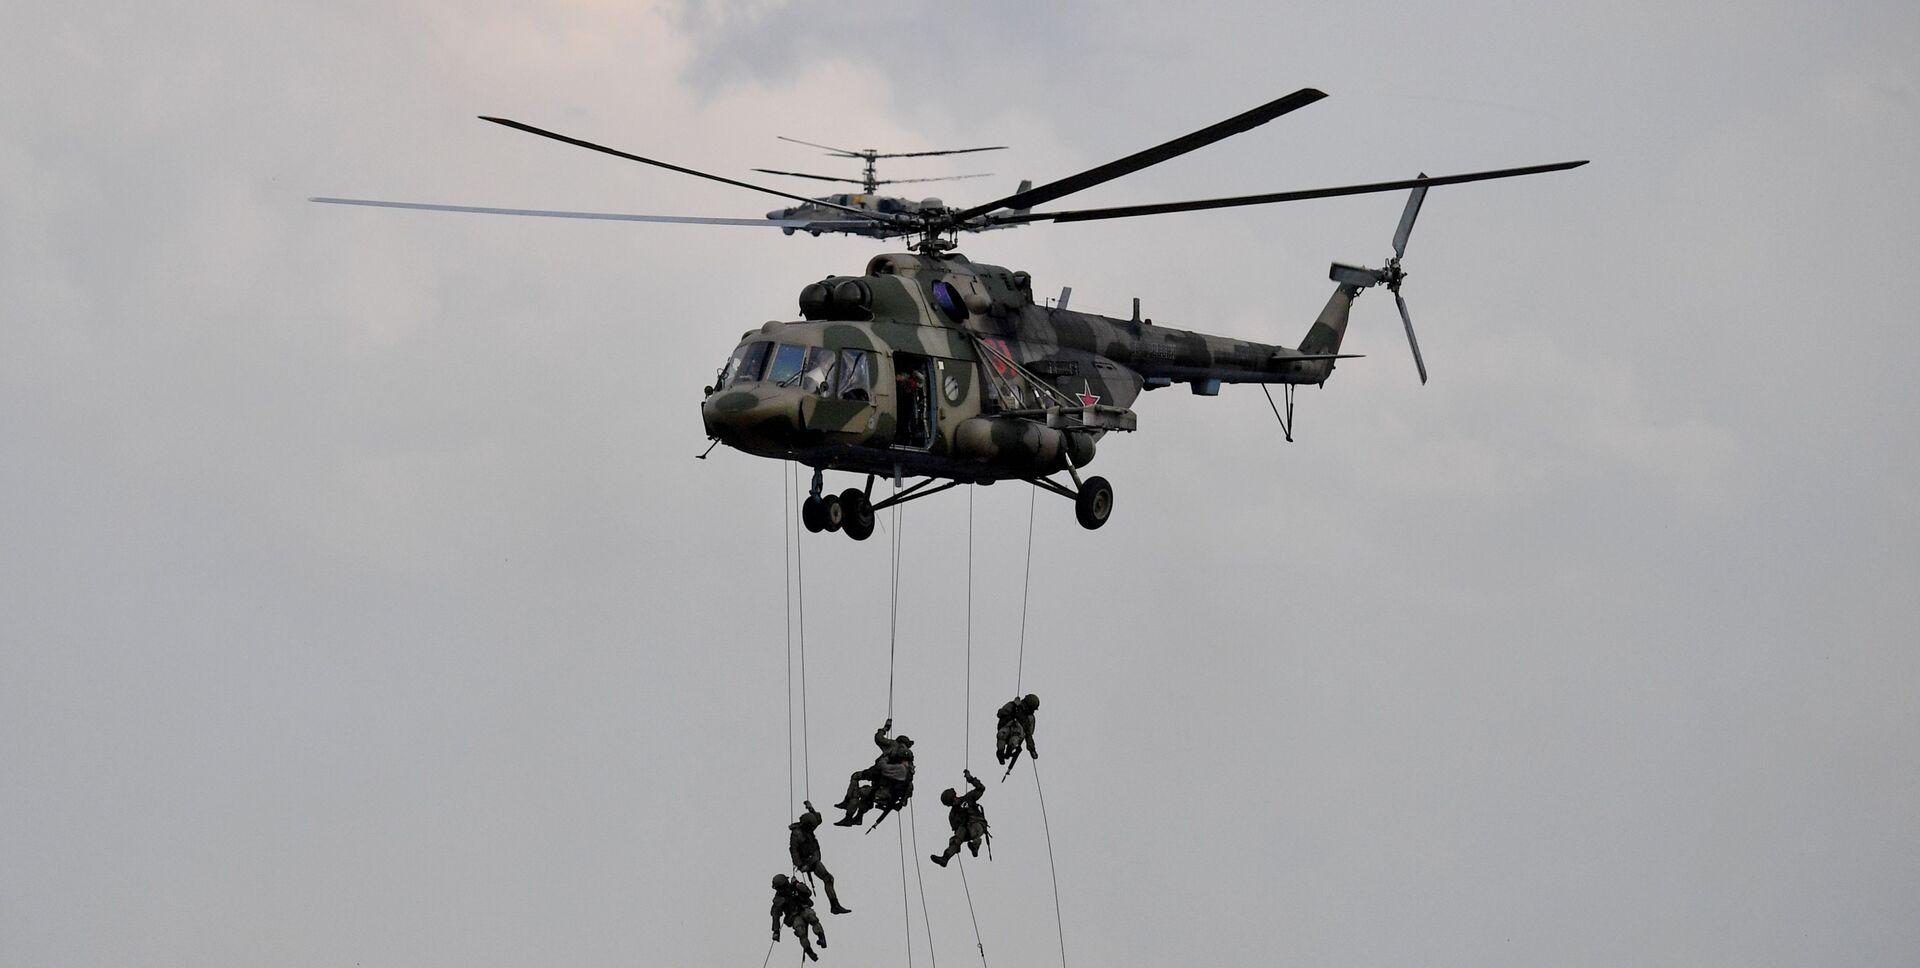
left=767, top=343, right=808, bottom=386
left=722, top=341, right=771, bottom=388
left=799, top=347, right=837, bottom=395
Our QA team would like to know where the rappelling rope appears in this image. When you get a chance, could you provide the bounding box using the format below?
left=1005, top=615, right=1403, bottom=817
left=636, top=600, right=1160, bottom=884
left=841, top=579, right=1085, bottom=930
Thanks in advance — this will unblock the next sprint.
left=1014, top=487, right=1036, bottom=695
left=958, top=856, right=989, bottom=966
left=965, top=486, right=975, bottom=767
left=887, top=478, right=904, bottom=720
left=1032, top=759, right=1068, bottom=968
left=907, top=800, right=938, bottom=968
left=795, top=472, right=811, bottom=802
left=897, top=811, right=915, bottom=968
left=782, top=466, right=795, bottom=811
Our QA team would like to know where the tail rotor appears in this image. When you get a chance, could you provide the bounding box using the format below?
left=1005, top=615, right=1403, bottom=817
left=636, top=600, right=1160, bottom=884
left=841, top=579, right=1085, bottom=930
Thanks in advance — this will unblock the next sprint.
left=1329, top=178, right=1432, bottom=384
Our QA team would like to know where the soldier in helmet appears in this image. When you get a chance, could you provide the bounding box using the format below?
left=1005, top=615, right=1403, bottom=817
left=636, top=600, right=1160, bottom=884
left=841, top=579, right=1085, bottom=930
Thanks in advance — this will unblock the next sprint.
left=834, top=719, right=916, bottom=826
left=770, top=873, right=827, bottom=962
left=929, top=770, right=989, bottom=867
left=789, top=800, right=852, bottom=914
left=995, top=693, right=1041, bottom=770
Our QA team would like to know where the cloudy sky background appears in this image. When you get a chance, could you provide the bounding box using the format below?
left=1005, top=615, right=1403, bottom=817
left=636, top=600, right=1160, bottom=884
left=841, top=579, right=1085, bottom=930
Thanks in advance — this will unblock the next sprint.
left=4, top=1, right=1917, bottom=966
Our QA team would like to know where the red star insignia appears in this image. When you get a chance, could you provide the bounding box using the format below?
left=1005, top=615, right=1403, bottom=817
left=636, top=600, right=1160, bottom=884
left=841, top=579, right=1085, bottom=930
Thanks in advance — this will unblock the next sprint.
left=1076, top=381, right=1101, bottom=408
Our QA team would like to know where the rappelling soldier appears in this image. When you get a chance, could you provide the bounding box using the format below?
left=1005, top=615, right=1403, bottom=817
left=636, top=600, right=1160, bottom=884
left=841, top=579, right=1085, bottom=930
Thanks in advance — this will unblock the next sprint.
left=834, top=719, right=915, bottom=826
left=788, top=800, right=852, bottom=914
left=930, top=770, right=989, bottom=867
left=995, top=694, right=1041, bottom=769
left=770, top=873, right=827, bottom=962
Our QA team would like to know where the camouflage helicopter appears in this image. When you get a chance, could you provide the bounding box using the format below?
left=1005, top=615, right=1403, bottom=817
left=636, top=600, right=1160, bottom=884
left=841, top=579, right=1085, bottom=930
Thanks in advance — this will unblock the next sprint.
left=752, top=135, right=1031, bottom=239
left=313, top=88, right=1585, bottom=535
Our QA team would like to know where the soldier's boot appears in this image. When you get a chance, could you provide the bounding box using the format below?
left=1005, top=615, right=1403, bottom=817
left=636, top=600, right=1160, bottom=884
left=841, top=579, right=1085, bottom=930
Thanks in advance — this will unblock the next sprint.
left=833, top=774, right=864, bottom=811
left=968, top=838, right=981, bottom=857
left=819, top=872, right=851, bottom=914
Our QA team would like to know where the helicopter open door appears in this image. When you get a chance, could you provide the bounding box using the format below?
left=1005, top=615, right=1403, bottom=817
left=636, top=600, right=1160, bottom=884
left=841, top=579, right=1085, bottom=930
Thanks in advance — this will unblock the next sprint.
left=891, top=352, right=937, bottom=450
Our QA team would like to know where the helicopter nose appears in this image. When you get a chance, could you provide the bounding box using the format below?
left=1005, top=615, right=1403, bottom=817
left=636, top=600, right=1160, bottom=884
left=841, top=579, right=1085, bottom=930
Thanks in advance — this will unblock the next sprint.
left=701, top=384, right=806, bottom=448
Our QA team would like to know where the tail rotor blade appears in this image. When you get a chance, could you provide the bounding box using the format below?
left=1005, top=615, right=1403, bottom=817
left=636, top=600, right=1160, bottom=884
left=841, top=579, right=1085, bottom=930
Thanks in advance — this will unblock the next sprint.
left=1394, top=291, right=1428, bottom=384
left=1392, top=177, right=1427, bottom=259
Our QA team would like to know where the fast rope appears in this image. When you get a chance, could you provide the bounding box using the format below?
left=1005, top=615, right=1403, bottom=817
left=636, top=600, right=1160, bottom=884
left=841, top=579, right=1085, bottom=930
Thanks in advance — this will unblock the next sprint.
left=1032, top=760, right=1068, bottom=968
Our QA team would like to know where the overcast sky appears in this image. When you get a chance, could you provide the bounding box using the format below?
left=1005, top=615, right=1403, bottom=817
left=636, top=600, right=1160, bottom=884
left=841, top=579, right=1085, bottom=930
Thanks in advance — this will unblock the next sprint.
left=4, top=2, right=1917, bottom=966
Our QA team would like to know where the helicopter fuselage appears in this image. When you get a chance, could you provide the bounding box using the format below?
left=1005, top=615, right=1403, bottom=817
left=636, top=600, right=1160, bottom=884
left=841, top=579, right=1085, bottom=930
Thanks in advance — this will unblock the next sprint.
left=699, top=250, right=1355, bottom=484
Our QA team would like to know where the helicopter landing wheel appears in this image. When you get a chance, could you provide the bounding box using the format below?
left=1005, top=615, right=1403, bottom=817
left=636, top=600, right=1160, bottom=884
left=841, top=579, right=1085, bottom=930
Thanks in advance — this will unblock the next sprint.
left=801, top=496, right=826, bottom=533
left=839, top=488, right=875, bottom=541
left=1074, top=476, right=1114, bottom=530
left=822, top=494, right=844, bottom=532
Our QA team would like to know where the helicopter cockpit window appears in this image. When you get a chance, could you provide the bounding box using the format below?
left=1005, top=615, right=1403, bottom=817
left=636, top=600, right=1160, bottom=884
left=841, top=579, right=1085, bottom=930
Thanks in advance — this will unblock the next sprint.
left=838, top=349, right=872, bottom=401
left=767, top=343, right=808, bottom=386
left=799, top=347, right=837, bottom=395
left=724, top=341, right=771, bottom=387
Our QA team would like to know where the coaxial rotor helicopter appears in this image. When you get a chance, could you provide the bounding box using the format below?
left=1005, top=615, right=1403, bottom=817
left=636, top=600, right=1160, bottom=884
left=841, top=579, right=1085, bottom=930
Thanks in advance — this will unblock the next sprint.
left=753, top=136, right=1031, bottom=238
left=312, top=87, right=1586, bottom=535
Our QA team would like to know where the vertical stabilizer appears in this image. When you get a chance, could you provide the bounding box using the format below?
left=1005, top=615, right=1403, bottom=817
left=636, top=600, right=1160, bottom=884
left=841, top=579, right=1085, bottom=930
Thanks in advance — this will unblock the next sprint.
left=1297, top=284, right=1362, bottom=356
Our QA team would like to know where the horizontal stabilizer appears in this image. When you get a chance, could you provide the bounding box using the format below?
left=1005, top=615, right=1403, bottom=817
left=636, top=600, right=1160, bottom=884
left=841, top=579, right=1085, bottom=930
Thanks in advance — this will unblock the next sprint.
left=1273, top=352, right=1364, bottom=363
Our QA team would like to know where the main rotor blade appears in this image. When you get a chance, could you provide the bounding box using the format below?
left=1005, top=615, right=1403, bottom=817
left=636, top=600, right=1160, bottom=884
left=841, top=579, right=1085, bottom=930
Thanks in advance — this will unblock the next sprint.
left=985, top=160, right=1588, bottom=226
left=1395, top=291, right=1428, bottom=385
left=950, top=87, right=1327, bottom=222
left=1392, top=177, right=1428, bottom=259
left=481, top=117, right=900, bottom=223
left=751, top=168, right=865, bottom=184
left=310, top=196, right=813, bottom=228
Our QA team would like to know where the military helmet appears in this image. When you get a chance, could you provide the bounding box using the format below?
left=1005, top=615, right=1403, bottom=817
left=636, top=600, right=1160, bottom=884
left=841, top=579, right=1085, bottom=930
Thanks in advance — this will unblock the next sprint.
left=772, top=874, right=790, bottom=889
left=940, top=788, right=958, bottom=805
left=897, top=735, right=914, bottom=746
left=1023, top=694, right=1040, bottom=710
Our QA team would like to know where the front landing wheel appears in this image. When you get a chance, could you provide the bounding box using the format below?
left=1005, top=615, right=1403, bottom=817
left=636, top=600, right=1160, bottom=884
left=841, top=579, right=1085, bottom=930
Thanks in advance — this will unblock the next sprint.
left=1074, top=476, right=1114, bottom=530
left=802, top=496, right=826, bottom=533
left=839, top=488, right=875, bottom=541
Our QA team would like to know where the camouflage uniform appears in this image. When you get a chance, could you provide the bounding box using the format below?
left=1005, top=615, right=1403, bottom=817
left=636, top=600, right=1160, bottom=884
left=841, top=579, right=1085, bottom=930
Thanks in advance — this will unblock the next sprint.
left=995, top=694, right=1040, bottom=766
left=930, top=771, right=989, bottom=867
left=834, top=721, right=915, bottom=826
left=788, top=801, right=851, bottom=914
left=770, top=874, right=826, bottom=962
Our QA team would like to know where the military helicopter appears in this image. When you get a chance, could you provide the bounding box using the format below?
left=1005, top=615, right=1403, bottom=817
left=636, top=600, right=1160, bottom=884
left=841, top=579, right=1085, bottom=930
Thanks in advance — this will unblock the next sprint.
left=753, top=136, right=1030, bottom=238
left=312, top=88, right=1586, bottom=536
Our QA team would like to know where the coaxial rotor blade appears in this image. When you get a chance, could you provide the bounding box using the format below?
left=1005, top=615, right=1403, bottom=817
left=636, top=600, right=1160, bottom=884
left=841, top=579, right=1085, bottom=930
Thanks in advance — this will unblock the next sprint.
left=310, top=196, right=814, bottom=228
left=480, top=117, right=901, bottom=223
left=982, top=160, right=1588, bottom=226
left=949, top=87, right=1328, bottom=222
left=873, top=174, right=994, bottom=185
left=751, top=168, right=866, bottom=184
left=777, top=135, right=867, bottom=157
left=1395, top=291, right=1428, bottom=385
left=869, top=145, right=1008, bottom=159
left=1393, top=177, right=1428, bottom=259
